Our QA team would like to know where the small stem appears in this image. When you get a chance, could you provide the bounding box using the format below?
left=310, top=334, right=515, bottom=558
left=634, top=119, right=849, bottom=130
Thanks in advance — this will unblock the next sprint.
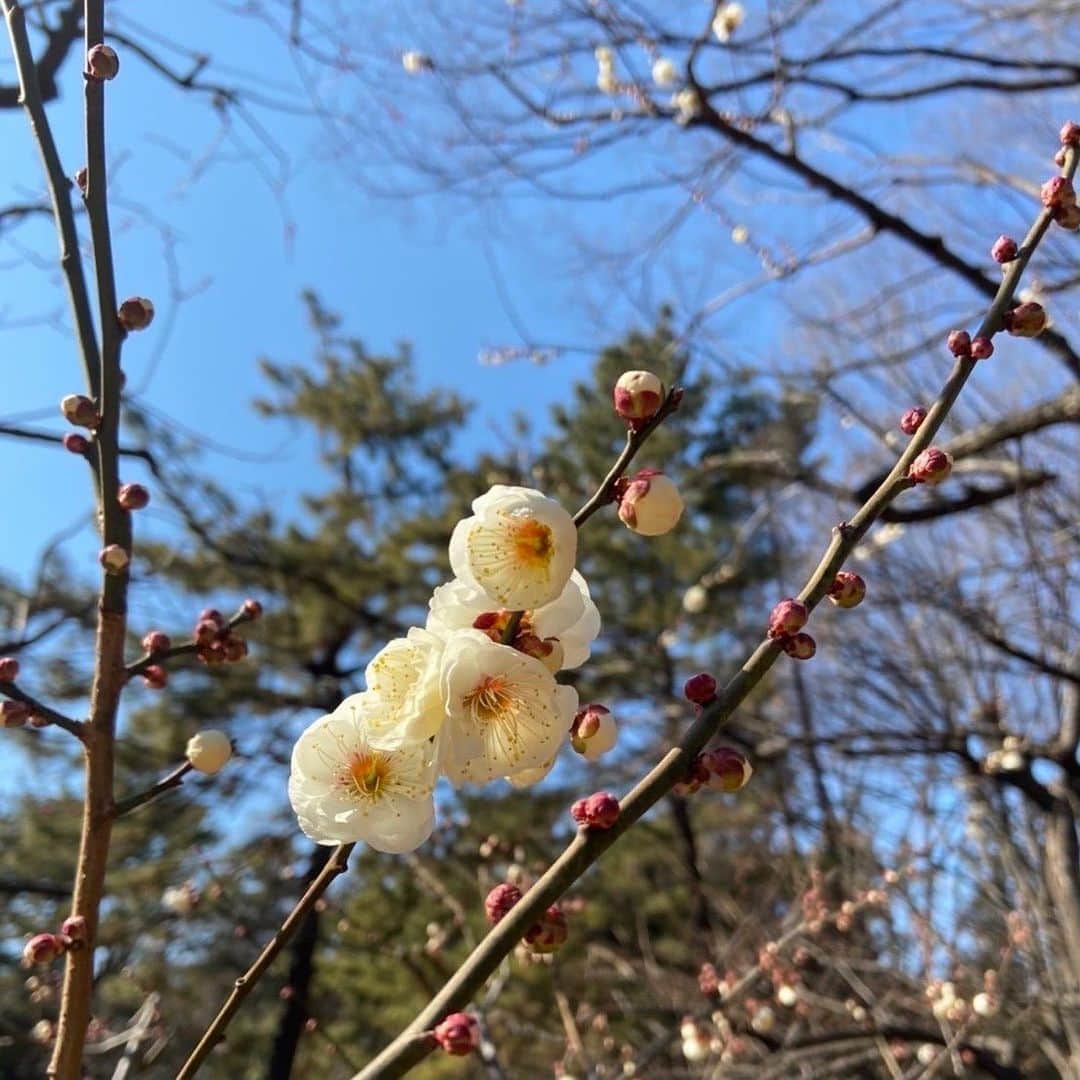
left=175, top=842, right=355, bottom=1079
left=0, top=682, right=84, bottom=739
left=112, top=761, right=193, bottom=818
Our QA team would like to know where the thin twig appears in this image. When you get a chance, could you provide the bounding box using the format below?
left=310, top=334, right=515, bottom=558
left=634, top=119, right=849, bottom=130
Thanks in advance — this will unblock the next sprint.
left=0, top=681, right=84, bottom=737
left=349, top=145, right=1078, bottom=1080
left=112, top=761, right=193, bottom=818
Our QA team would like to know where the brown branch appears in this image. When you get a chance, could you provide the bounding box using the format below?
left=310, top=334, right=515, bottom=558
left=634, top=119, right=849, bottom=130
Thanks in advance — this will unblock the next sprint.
left=0, top=0, right=81, bottom=109
left=0, top=680, right=84, bottom=737
left=175, top=842, right=355, bottom=1079
left=112, top=761, right=193, bottom=818
left=349, top=139, right=1078, bottom=1080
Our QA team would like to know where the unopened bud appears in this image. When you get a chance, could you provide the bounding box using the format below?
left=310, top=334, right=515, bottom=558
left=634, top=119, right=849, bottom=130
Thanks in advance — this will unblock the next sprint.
left=571, top=704, right=617, bottom=760
left=571, top=791, right=620, bottom=830
left=117, top=482, right=150, bottom=510
left=222, top=635, right=248, bottom=662
left=899, top=406, right=927, bottom=435
left=241, top=598, right=263, bottom=620
left=702, top=746, right=752, bottom=792
left=62, top=432, right=90, bottom=454
left=1055, top=202, right=1080, bottom=230
left=117, top=297, right=154, bottom=332
left=782, top=632, right=816, bottom=660
left=613, top=370, right=664, bottom=427
left=484, top=882, right=522, bottom=925
left=827, top=571, right=866, bottom=609
left=142, top=665, right=168, bottom=690
left=617, top=469, right=684, bottom=536
left=0, top=656, right=19, bottom=682
left=185, top=729, right=232, bottom=774
left=1, top=700, right=31, bottom=728
left=61, top=394, right=100, bottom=428
left=908, top=447, right=953, bottom=486
left=22, top=933, right=63, bottom=966
left=970, top=336, right=994, bottom=360
left=432, top=1012, right=481, bottom=1056
left=946, top=330, right=971, bottom=357
left=74, top=167, right=88, bottom=195
left=1062, top=121, right=1080, bottom=145
left=86, top=44, right=119, bottom=80
left=524, top=905, right=568, bottom=954
left=767, top=598, right=808, bottom=639
left=991, top=235, right=1018, bottom=263
left=401, top=50, right=433, bottom=75
left=1042, top=176, right=1076, bottom=209
left=99, top=544, right=130, bottom=574
left=142, top=631, right=171, bottom=655
left=199, top=608, right=226, bottom=629
left=1003, top=301, right=1047, bottom=337
left=684, top=671, right=717, bottom=705
left=60, top=916, right=87, bottom=945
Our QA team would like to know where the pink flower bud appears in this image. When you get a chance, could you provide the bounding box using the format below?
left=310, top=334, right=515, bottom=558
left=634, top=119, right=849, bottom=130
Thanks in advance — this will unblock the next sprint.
left=142, top=665, right=168, bottom=690
left=193, top=619, right=221, bottom=646
left=1003, top=301, right=1047, bottom=337
left=899, top=407, right=927, bottom=436
left=684, top=672, right=717, bottom=705
left=767, top=598, right=808, bottom=639
left=242, top=598, right=263, bottom=620
left=23, top=933, right=63, bottom=966
left=484, top=882, right=522, bottom=925
left=117, top=482, right=150, bottom=510
left=86, top=44, right=119, bottom=80
left=1062, top=121, right=1080, bottom=145
left=571, top=791, right=620, bottom=830
left=62, top=432, right=90, bottom=454
left=702, top=746, right=753, bottom=792
left=571, top=703, right=616, bottom=759
left=142, top=631, right=171, bottom=655
left=524, top=905, right=568, bottom=954
left=99, top=545, right=130, bottom=574
left=74, top=167, right=88, bottom=195
left=991, top=235, right=1018, bottom=263
left=60, top=916, right=87, bottom=945
left=970, top=336, right=994, bottom=360
left=61, top=394, right=100, bottom=429
left=782, top=632, right=816, bottom=660
left=0, top=656, right=19, bottom=682
left=908, top=447, right=953, bottom=486
left=1, top=700, right=31, bottom=728
left=222, top=635, right=248, bottom=662
left=432, top=1012, right=481, bottom=1056
left=827, top=571, right=866, bottom=609
left=1055, top=202, right=1080, bottom=230
left=1042, top=176, right=1076, bottom=209
left=946, top=330, right=971, bottom=357
left=613, top=370, right=664, bottom=426
left=117, top=297, right=154, bottom=332
left=617, top=468, right=684, bottom=536
left=199, top=608, right=226, bottom=629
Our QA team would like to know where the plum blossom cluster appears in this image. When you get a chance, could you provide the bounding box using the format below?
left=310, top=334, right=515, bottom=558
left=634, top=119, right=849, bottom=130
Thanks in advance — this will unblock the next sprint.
left=289, top=484, right=604, bottom=853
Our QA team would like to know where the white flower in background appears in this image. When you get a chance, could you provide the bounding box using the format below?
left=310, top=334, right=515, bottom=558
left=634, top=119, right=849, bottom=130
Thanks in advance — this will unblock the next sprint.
left=359, top=627, right=445, bottom=745
left=437, top=630, right=577, bottom=784
left=682, top=583, right=708, bottom=613
left=713, top=2, right=745, bottom=43
left=449, top=485, right=577, bottom=610
left=401, top=50, right=432, bottom=74
left=916, top=1044, right=938, bottom=1066
left=651, top=57, right=678, bottom=88
left=750, top=1005, right=775, bottom=1033
left=161, top=882, right=199, bottom=917
left=595, top=45, right=617, bottom=93
left=731, top=225, right=749, bottom=244
left=672, top=86, right=700, bottom=124
left=427, top=570, right=600, bottom=670
left=289, top=704, right=437, bottom=852
left=185, top=730, right=232, bottom=774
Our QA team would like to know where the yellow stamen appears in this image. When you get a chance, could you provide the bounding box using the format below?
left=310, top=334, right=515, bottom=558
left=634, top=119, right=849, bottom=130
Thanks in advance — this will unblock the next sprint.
left=464, top=676, right=516, bottom=724
left=512, top=518, right=554, bottom=569
left=346, top=751, right=391, bottom=800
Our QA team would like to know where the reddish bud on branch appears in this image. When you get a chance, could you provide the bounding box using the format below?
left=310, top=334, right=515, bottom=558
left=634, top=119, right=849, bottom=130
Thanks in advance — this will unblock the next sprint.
left=946, top=330, right=971, bottom=357
left=142, top=631, right=171, bottom=654
left=118, top=483, right=150, bottom=510
left=484, top=883, right=522, bottom=925
left=684, top=672, right=718, bottom=705
left=970, top=336, right=994, bottom=360
left=908, top=447, right=953, bottom=486
left=767, top=598, right=808, bottom=639
left=99, top=545, right=130, bottom=575
left=613, top=370, right=664, bottom=427
left=1042, top=176, right=1076, bottom=210
left=0, top=656, right=19, bottom=682
left=702, top=746, right=753, bottom=792
left=142, top=665, right=168, bottom=690
left=1002, top=301, right=1047, bottom=338
left=241, top=598, right=263, bottom=620
left=991, top=235, right=1018, bottom=263
left=432, top=1013, right=481, bottom=1056
left=86, top=44, right=119, bottom=80
left=60, top=916, right=87, bottom=947
left=60, top=394, right=100, bottom=429
left=62, top=433, right=90, bottom=454
left=1061, top=120, right=1080, bottom=145
left=117, top=297, right=155, bottom=332
left=782, top=632, right=817, bottom=660
left=899, top=407, right=927, bottom=435
left=1, top=701, right=32, bottom=728
left=571, top=791, right=620, bottom=830
left=827, top=571, right=866, bottom=609
left=23, top=933, right=64, bottom=966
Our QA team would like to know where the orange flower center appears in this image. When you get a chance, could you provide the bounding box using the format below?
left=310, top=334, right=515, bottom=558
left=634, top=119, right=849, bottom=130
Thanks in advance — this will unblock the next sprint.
left=347, top=751, right=391, bottom=800
left=464, top=676, right=516, bottom=724
left=512, top=518, right=554, bottom=569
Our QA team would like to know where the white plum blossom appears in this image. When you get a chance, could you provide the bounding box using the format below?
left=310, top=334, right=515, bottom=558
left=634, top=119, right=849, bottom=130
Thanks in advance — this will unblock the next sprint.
left=161, top=883, right=199, bottom=917
left=672, top=87, right=700, bottom=124
left=359, top=627, right=445, bottom=746
left=437, top=629, right=577, bottom=784
left=289, top=702, right=437, bottom=852
left=713, top=3, right=745, bottom=43
left=506, top=758, right=555, bottom=788
left=651, top=57, right=678, bottom=88
left=449, top=485, right=577, bottom=610
left=427, top=570, right=600, bottom=670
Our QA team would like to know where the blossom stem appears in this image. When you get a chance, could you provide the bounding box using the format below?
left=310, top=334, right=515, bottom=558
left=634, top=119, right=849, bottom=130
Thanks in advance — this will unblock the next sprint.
left=112, top=761, right=194, bottom=818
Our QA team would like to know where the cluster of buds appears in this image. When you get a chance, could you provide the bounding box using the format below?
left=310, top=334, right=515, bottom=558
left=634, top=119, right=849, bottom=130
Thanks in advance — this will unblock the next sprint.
left=193, top=608, right=249, bottom=665
left=983, top=734, right=1025, bottom=774
left=117, top=296, right=154, bottom=332
left=472, top=610, right=561, bottom=673
left=766, top=598, right=815, bottom=660
left=613, top=369, right=664, bottom=428
left=22, top=916, right=87, bottom=968
left=674, top=746, right=753, bottom=795
left=615, top=468, right=684, bottom=536
left=570, top=703, right=617, bottom=760
left=431, top=1012, right=480, bottom=1057
left=908, top=446, right=953, bottom=486
left=1042, top=172, right=1080, bottom=230
left=947, top=328, right=993, bottom=361
left=570, top=790, right=620, bottom=830
left=927, top=980, right=970, bottom=1024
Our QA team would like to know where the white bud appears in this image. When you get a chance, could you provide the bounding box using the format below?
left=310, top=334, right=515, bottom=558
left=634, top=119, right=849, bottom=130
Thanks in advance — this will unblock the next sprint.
left=401, top=50, right=432, bottom=74
left=776, top=984, right=798, bottom=1008
left=618, top=471, right=684, bottom=536
left=651, top=57, right=678, bottom=88
left=972, top=992, right=998, bottom=1017
left=185, top=729, right=232, bottom=774
left=750, top=1006, right=775, bottom=1033
left=916, top=1044, right=937, bottom=1066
